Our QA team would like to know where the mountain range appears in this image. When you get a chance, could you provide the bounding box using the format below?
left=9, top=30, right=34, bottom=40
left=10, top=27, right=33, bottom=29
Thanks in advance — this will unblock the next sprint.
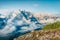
left=0, top=10, right=43, bottom=40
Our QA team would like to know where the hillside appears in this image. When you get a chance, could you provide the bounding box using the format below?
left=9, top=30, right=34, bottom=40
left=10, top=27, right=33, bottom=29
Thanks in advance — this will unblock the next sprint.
left=16, top=22, right=60, bottom=40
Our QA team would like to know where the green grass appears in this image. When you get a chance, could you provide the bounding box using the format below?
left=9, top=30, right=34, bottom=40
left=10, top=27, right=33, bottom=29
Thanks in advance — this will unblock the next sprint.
left=50, top=38, right=60, bottom=40
left=43, top=22, right=60, bottom=30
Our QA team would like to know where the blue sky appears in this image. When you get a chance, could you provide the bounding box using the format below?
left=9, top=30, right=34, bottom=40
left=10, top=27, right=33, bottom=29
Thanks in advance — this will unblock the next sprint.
left=0, top=0, right=60, bottom=14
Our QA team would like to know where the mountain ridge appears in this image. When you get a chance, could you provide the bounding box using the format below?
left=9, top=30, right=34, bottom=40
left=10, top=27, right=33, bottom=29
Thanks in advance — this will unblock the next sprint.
left=0, top=10, right=43, bottom=40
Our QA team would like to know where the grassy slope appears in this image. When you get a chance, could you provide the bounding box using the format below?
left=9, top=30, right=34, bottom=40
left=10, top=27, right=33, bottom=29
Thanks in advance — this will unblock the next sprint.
left=43, top=22, right=60, bottom=30
left=16, top=22, right=60, bottom=40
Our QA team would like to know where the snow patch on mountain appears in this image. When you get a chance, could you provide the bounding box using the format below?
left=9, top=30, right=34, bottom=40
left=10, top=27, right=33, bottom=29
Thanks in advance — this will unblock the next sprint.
left=0, top=10, right=43, bottom=40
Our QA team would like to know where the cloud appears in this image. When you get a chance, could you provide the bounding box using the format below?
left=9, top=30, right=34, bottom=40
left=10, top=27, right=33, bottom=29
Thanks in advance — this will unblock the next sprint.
left=33, top=4, right=39, bottom=7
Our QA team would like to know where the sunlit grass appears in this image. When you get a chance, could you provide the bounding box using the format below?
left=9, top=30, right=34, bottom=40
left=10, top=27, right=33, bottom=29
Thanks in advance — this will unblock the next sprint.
left=43, top=21, right=60, bottom=30
left=50, top=38, right=60, bottom=40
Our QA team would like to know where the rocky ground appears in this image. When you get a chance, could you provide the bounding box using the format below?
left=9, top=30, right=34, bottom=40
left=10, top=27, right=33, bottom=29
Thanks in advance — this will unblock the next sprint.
left=16, top=29, right=60, bottom=40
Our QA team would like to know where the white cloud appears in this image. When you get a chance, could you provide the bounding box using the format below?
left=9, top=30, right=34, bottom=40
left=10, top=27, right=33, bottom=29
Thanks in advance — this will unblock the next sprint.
left=33, top=4, right=39, bottom=7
